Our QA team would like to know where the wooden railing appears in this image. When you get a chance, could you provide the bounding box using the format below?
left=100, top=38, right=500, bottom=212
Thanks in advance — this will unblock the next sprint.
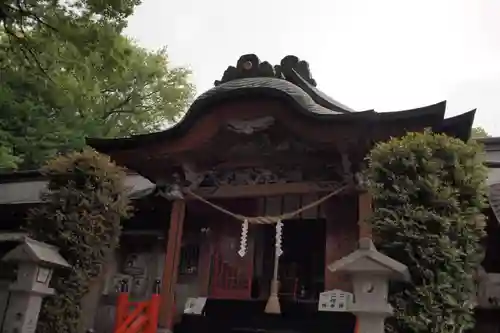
left=114, top=280, right=161, bottom=333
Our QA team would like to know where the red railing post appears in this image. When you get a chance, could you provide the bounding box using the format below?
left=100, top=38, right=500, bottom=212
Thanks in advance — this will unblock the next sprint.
left=146, top=295, right=161, bottom=333
left=114, top=280, right=129, bottom=331
left=146, top=280, right=161, bottom=333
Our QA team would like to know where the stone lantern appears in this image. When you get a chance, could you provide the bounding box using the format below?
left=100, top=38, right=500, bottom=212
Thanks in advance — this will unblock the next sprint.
left=328, top=238, right=410, bottom=333
left=1, top=237, right=70, bottom=333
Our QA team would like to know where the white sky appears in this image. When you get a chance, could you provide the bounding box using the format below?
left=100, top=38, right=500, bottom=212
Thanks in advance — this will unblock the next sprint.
left=125, top=0, right=500, bottom=136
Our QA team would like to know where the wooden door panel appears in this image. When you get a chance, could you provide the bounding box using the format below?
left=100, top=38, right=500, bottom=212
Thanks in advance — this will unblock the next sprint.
left=209, top=220, right=254, bottom=299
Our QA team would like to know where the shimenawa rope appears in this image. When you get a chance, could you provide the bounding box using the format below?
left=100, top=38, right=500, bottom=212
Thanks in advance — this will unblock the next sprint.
left=183, top=184, right=348, bottom=224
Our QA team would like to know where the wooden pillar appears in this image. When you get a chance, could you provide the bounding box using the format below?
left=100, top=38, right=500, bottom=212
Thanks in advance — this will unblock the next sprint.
left=324, top=196, right=358, bottom=291
left=197, top=231, right=212, bottom=297
left=358, top=191, right=373, bottom=239
left=158, top=200, right=186, bottom=331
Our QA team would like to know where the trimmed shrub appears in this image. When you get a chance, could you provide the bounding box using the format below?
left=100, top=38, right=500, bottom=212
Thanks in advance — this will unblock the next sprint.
left=26, top=148, right=132, bottom=333
left=365, top=130, right=488, bottom=333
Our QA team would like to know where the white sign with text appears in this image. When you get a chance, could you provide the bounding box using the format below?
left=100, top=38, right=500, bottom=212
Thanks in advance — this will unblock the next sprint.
left=318, top=289, right=353, bottom=312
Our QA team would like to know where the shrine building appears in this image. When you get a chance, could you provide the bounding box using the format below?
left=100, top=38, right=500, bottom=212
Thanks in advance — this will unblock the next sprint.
left=1, top=54, right=499, bottom=333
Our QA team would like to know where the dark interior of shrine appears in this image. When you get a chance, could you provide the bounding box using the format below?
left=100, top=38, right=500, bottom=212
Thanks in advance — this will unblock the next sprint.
left=256, top=219, right=326, bottom=301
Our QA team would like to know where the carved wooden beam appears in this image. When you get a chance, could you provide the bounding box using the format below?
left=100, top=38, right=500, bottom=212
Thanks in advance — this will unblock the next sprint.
left=183, top=181, right=352, bottom=199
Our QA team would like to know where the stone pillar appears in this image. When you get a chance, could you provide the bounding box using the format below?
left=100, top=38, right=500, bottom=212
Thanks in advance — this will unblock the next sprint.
left=328, top=238, right=410, bottom=333
left=1, top=237, right=70, bottom=333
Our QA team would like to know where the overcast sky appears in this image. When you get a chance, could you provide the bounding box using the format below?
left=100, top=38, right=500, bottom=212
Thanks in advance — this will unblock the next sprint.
left=125, top=0, right=500, bottom=136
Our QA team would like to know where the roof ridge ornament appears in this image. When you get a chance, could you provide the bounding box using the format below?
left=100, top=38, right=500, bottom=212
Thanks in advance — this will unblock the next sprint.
left=280, top=55, right=316, bottom=86
left=214, top=54, right=316, bottom=87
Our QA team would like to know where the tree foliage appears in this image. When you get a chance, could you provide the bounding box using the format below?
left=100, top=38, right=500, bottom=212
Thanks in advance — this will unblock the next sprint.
left=0, top=11, right=194, bottom=170
left=0, top=0, right=140, bottom=38
left=0, top=0, right=141, bottom=72
left=365, top=130, right=489, bottom=333
left=471, top=127, right=490, bottom=139
left=25, top=149, right=132, bottom=333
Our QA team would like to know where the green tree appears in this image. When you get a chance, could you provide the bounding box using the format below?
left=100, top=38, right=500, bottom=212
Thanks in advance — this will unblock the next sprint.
left=365, top=131, right=488, bottom=333
left=471, top=127, right=490, bottom=139
left=0, top=0, right=140, bottom=68
left=0, top=0, right=140, bottom=25
left=26, top=149, right=132, bottom=333
left=0, top=130, right=21, bottom=169
left=0, top=0, right=194, bottom=170
left=0, top=19, right=194, bottom=170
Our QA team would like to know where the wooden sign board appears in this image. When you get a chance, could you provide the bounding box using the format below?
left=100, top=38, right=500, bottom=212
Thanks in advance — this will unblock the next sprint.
left=183, top=297, right=207, bottom=315
left=318, top=289, right=353, bottom=312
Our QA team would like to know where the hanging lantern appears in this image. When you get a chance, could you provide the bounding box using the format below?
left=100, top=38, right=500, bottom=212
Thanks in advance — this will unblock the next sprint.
left=238, top=219, right=249, bottom=257
left=275, top=220, right=283, bottom=257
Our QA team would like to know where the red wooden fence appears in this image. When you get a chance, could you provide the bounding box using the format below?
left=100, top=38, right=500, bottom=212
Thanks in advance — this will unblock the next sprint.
left=114, top=280, right=161, bottom=333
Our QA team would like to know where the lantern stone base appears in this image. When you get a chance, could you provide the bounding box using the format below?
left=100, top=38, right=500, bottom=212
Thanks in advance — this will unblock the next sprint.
left=351, top=302, right=392, bottom=333
left=354, top=313, right=388, bottom=333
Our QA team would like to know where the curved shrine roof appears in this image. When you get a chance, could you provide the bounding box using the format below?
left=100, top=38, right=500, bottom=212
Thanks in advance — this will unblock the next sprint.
left=87, top=54, right=476, bottom=152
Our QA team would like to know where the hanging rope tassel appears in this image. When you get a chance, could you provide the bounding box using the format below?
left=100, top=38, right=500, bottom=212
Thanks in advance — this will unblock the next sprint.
left=238, top=219, right=249, bottom=257
left=265, top=219, right=283, bottom=314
